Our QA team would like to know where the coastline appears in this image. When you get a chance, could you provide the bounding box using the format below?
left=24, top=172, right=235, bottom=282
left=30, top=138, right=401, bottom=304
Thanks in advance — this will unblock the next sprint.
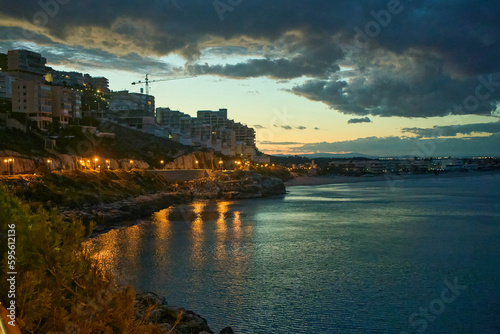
left=285, top=170, right=500, bottom=187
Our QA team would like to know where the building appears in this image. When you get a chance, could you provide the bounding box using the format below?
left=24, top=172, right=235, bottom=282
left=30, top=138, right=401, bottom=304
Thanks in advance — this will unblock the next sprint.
left=197, top=108, right=228, bottom=127
left=51, top=86, right=82, bottom=127
left=6, top=49, right=47, bottom=81
left=85, top=75, right=110, bottom=94
left=49, top=70, right=85, bottom=87
left=0, top=53, right=7, bottom=71
left=12, top=81, right=52, bottom=130
left=110, top=90, right=155, bottom=116
left=157, top=107, right=256, bottom=158
left=0, top=72, right=13, bottom=99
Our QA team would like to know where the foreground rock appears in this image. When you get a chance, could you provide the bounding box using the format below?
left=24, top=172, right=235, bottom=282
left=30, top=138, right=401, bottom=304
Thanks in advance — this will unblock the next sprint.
left=136, top=292, right=218, bottom=334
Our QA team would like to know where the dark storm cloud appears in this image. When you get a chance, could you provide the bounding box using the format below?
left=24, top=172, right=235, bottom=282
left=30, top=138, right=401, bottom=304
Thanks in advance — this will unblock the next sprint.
left=2, top=1, right=500, bottom=117
left=402, top=122, right=500, bottom=138
left=291, top=135, right=500, bottom=157
left=187, top=57, right=339, bottom=79
left=348, top=117, right=372, bottom=124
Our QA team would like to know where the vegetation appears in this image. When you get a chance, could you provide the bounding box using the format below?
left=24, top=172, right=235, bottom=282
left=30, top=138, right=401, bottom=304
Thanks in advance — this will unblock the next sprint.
left=0, top=186, right=164, bottom=333
left=0, top=128, right=48, bottom=156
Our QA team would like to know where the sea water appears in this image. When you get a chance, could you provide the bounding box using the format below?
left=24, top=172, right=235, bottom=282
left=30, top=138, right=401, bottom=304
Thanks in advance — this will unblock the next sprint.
left=90, top=174, right=500, bottom=333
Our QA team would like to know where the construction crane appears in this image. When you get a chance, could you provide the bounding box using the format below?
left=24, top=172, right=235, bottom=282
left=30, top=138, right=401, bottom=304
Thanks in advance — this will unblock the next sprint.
left=131, top=74, right=196, bottom=95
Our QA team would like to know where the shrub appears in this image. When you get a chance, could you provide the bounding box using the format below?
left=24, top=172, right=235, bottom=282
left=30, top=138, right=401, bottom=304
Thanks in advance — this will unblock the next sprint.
left=0, top=186, right=162, bottom=333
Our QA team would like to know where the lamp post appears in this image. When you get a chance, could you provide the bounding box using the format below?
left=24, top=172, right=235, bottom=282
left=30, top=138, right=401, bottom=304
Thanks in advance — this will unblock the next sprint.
left=219, top=160, right=223, bottom=171
left=160, top=160, right=164, bottom=170
left=106, top=160, right=110, bottom=169
left=47, top=159, right=52, bottom=172
left=195, top=160, right=199, bottom=169
left=94, top=157, right=99, bottom=170
left=4, top=158, right=13, bottom=176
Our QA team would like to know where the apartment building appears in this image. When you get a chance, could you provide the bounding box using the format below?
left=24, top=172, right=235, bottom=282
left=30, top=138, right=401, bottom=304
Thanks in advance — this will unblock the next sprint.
left=0, top=72, right=12, bottom=99
left=49, top=70, right=85, bottom=87
left=110, top=90, right=155, bottom=115
left=157, top=107, right=256, bottom=158
left=12, top=81, right=52, bottom=130
left=85, top=75, right=110, bottom=94
left=6, top=49, right=47, bottom=82
left=51, top=86, right=82, bottom=126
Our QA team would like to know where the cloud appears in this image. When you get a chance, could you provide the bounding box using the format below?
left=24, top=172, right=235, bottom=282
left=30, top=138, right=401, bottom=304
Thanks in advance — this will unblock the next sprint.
left=281, top=125, right=293, bottom=130
left=3, top=1, right=500, bottom=118
left=289, top=134, right=500, bottom=157
left=253, top=124, right=266, bottom=129
left=314, top=127, right=320, bottom=130
left=296, top=126, right=307, bottom=130
left=402, top=122, right=500, bottom=137
left=348, top=117, right=372, bottom=124
left=292, top=50, right=500, bottom=117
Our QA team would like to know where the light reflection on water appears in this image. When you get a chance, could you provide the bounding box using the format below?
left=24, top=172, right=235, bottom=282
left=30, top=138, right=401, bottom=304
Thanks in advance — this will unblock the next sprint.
left=89, top=175, right=500, bottom=333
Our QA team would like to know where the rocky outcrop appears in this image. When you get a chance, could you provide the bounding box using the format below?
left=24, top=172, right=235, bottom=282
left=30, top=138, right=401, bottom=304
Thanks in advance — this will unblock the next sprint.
left=218, top=171, right=286, bottom=199
left=135, top=292, right=215, bottom=334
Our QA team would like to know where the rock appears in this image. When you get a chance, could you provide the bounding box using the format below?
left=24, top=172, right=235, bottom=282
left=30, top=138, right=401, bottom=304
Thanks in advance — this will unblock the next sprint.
left=219, top=327, right=235, bottom=334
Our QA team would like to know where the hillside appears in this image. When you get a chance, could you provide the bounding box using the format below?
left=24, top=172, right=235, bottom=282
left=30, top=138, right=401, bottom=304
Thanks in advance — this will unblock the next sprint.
left=1, top=121, right=192, bottom=167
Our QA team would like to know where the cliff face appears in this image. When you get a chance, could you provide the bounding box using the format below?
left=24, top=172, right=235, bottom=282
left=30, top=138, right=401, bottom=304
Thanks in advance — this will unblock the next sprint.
left=165, top=152, right=219, bottom=170
left=0, top=150, right=150, bottom=174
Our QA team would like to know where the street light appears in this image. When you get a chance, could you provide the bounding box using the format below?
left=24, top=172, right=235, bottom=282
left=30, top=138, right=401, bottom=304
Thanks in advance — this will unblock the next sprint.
left=106, top=160, right=110, bottom=169
left=47, top=159, right=52, bottom=172
left=219, top=160, right=223, bottom=171
left=4, top=158, right=13, bottom=176
left=195, top=160, right=199, bottom=169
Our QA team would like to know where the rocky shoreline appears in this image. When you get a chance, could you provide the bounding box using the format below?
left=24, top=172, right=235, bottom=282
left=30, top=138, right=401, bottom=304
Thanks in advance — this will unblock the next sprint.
left=135, top=292, right=235, bottom=334
left=59, top=170, right=286, bottom=233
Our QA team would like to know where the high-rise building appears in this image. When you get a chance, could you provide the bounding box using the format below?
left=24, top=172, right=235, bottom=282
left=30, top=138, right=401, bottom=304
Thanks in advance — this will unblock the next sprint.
left=7, top=50, right=47, bottom=81
left=0, top=72, right=13, bottom=99
left=197, top=108, right=228, bottom=127
left=110, top=90, right=155, bottom=115
left=84, top=75, right=110, bottom=94
left=50, top=70, right=85, bottom=87
left=12, top=81, right=52, bottom=130
left=51, top=86, right=82, bottom=127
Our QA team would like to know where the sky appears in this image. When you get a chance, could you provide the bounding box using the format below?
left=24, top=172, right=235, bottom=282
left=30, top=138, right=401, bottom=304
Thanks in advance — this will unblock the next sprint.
left=1, top=0, right=500, bottom=157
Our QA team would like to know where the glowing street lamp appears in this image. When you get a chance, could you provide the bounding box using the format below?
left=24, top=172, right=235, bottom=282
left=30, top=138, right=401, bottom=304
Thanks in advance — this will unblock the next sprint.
left=4, top=158, right=13, bottom=176
left=219, top=160, right=223, bottom=171
left=47, top=159, right=52, bottom=172
left=195, top=160, right=199, bottom=169
left=106, top=160, right=110, bottom=169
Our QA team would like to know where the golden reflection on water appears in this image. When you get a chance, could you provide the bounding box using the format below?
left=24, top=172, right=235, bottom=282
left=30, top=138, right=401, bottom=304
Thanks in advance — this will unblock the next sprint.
left=153, top=208, right=173, bottom=274
left=124, top=224, right=141, bottom=263
left=215, top=201, right=231, bottom=260
left=190, top=201, right=206, bottom=267
left=88, top=229, right=119, bottom=274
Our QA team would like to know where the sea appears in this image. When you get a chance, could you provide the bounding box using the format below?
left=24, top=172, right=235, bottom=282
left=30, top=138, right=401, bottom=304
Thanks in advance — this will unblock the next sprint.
left=89, top=173, right=500, bottom=334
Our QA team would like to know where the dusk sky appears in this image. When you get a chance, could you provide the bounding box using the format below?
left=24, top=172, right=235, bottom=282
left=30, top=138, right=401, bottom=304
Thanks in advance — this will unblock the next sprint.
left=1, top=0, right=500, bottom=157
